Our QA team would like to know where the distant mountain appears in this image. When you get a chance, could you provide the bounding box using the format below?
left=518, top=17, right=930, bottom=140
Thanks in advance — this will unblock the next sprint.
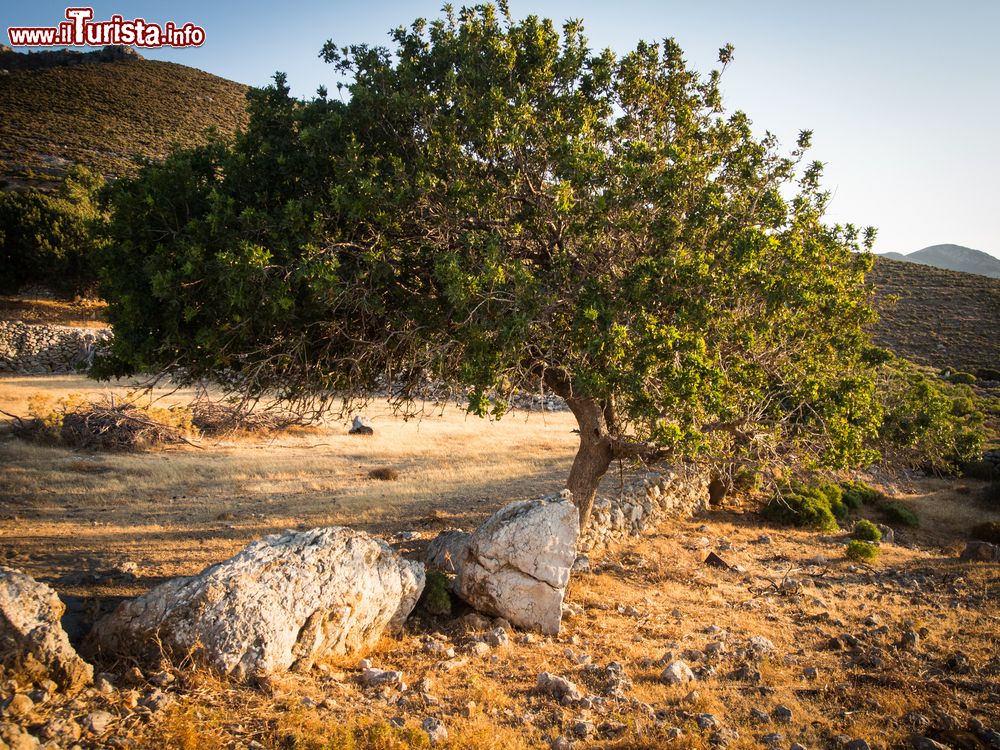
left=0, top=45, right=248, bottom=191
left=881, top=244, right=1000, bottom=279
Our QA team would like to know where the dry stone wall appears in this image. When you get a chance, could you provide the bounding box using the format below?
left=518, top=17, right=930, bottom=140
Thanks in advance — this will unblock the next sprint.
left=579, top=465, right=711, bottom=554
left=0, top=321, right=111, bottom=374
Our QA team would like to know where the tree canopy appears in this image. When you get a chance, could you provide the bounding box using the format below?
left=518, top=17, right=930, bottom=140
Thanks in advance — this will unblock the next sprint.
left=98, top=4, right=882, bottom=524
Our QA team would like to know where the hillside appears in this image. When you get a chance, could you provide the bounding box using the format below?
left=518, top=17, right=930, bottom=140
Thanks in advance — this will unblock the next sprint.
left=0, top=48, right=248, bottom=190
left=868, top=256, right=1000, bottom=371
left=881, top=243, right=1000, bottom=279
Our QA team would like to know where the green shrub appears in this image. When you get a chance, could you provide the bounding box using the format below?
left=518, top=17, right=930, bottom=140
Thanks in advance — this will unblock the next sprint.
left=0, top=166, right=106, bottom=294
left=882, top=501, right=920, bottom=528
left=946, top=371, right=976, bottom=385
left=418, top=570, right=453, bottom=616
left=851, top=519, right=881, bottom=543
left=840, top=479, right=882, bottom=509
left=974, top=367, right=1000, bottom=382
left=970, top=521, right=1000, bottom=545
left=845, top=539, right=879, bottom=563
left=876, top=362, right=985, bottom=474
left=761, top=481, right=845, bottom=531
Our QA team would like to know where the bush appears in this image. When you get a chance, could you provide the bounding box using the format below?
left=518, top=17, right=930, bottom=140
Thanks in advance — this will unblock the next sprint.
left=0, top=166, right=105, bottom=294
left=418, top=570, right=453, bottom=616
left=876, top=361, right=985, bottom=474
left=974, top=367, right=1000, bottom=382
left=852, top=519, right=882, bottom=543
left=761, top=481, right=846, bottom=531
left=840, top=480, right=882, bottom=508
left=845, top=540, right=879, bottom=563
left=368, top=467, right=400, bottom=481
left=964, top=460, right=1000, bottom=481
left=970, top=521, right=1000, bottom=545
left=946, top=371, right=977, bottom=385
left=881, top=501, right=920, bottom=528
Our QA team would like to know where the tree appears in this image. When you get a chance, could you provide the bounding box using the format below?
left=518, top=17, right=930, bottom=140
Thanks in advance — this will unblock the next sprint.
left=98, top=5, right=881, bottom=526
left=0, top=165, right=106, bottom=294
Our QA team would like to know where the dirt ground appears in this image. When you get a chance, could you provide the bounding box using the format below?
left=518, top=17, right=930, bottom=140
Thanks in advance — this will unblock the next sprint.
left=1, top=374, right=999, bottom=750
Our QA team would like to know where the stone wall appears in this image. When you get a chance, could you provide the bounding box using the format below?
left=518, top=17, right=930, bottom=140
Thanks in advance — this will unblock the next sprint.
left=0, top=321, right=111, bottom=374
left=578, top=465, right=711, bottom=554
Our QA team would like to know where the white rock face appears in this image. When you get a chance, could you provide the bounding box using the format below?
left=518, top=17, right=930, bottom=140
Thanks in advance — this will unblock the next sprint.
left=89, top=528, right=424, bottom=680
left=0, top=566, right=93, bottom=694
left=659, top=660, right=695, bottom=685
left=454, top=493, right=579, bottom=635
left=424, top=529, right=472, bottom=573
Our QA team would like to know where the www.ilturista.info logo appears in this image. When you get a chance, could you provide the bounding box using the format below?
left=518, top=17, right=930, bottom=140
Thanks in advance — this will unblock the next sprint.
left=7, top=7, right=205, bottom=48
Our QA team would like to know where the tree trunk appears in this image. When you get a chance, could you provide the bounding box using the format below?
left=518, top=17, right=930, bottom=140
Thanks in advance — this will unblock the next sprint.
left=563, top=396, right=614, bottom=530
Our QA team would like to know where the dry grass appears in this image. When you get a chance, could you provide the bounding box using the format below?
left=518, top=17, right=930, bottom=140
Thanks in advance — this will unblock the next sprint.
left=0, top=295, right=108, bottom=327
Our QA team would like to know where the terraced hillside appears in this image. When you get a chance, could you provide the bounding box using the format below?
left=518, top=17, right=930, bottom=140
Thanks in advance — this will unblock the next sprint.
left=0, top=51, right=248, bottom=190
left=869, top=257, right=1000, bottom=372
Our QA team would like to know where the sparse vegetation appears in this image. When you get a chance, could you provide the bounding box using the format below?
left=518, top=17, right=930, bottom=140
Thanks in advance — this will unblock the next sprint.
left=840, top=479, right=882, bottom=508
left=368, top=467, right=400, bottom=482
left=761, top=481, right=847, bottom=531
left=852, top=518, right=882, bottom=543
left=845, top=539, right=879, bottom=563
left=881, top=501, right=921, bottom=528
left=419, top=570, right=453, bottom=616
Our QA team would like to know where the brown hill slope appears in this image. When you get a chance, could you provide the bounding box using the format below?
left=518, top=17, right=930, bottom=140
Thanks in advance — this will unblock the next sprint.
left=869, top=256, right=1000, bottom=372
left=0, top=53, right=248, bottom=190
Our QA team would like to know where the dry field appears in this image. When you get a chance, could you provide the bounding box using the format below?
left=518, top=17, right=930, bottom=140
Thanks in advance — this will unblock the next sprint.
left=1, top=374, right=999, bottom=750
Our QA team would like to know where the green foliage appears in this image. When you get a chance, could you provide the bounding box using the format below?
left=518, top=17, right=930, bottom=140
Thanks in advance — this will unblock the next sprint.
left=840, top=479, right=882, bottom=508
left=851, top=518, right=881, bottom=543
left=974, top=368, right=1000, bottom=382
left=419, top=570, right=453, bottom=616
left=876, top=361, right=985, bottom=474
left=946, top=371, right=976, bottom=385
left=970, top=521, right=1000, bottom=545
left=881, top=501, right=920, bottom=528
left=0, top=166, right=105, bottom=294
left=845, top=539, right=879, bottom=563
left=761, top=481, right=847, bottom=531
left=98, top=6, right=882, bottom=489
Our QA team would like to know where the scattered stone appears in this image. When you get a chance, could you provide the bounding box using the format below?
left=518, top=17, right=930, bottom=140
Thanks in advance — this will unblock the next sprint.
left=3, top=694, right=33, bottom=718
left=422, top=717, right=447, bottom=746
left=362, top=668, right=403, bottom=688
left=706, top=641, right=727, bottom=657
left=454, top=493, right=579, bottom=634
left=698, top=714, right=720, bottom=729
left=960, top=541, right=999, bottom=562
left=845, top=740, right=871, bottom=750
left=877, top=525, right=894, bottom=544
left=803, top=666, right=819, bottom=680
left=791, top=743, right=807, bottom=750
left=41, top=717, right=81, bottom=744
left=747, top=635, right=775, bottom=657
left=911, top=738, right=950, bottom=750
left=468, top=641, right=491, bottom=657
left=667, top=727, right=684, bottom=740
left=773, top=705, right=793, bottom=723
left=88, top=528, right=424, bottom=680
left=574, top=720, right=596, bottom=738
left=761, top=732, right=784, bottom=746
left=94, top=673, right=116, bottom=694
left=599, top=721, right=627, bottom=738
left=140, top=688, right=175, bottom=713
left=485, top=627, right=510, bottom=648
left=551, top=736, right=573, bottom=750
left=660, top=660, right=695, bottom=685
left=704, top=551, right=730, bottom=569
left=84, top=710, right=114, bottom=735
left=751, top=708, right=772, bottom=724
left=899, top=629, right=920, bottom=652
left=0, top=566, right=94, bottom=693
left=905, top=712, right=931, bottom=728
left=572, top=555, right=591, bottom=573
left=536, top=672, right=584, bottom=703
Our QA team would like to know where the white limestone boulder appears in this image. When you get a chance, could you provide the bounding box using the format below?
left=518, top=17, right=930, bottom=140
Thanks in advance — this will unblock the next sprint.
left=454, top=492, right=578, bottom=635
left=88, top=528, right=424, bottom=680
left=0, top=566, right=93, bottom=694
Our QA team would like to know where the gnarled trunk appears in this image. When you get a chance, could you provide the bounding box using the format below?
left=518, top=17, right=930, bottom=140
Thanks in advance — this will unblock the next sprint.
left=564, top=395, right=614, bottom=529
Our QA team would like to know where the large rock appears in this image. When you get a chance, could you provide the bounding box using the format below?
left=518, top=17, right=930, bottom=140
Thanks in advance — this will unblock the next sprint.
left=960, top=541, right=999, bottom=562
left=0, top=567, right=93, bottom=693
left=454, top=492, right=578, bottom=635
left=88, top=528, right=424, bottom=680
left=425, top=529, right=472, bottom=574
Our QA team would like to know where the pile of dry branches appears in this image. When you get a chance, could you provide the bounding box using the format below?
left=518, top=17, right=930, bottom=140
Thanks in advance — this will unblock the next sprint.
left=189, top=400, right=311, bottom=437
left=57, top=400, right=196, bottom=451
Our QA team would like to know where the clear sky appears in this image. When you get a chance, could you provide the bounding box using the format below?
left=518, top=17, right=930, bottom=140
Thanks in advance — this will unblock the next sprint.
left=4, top=0, right=998, bottom=258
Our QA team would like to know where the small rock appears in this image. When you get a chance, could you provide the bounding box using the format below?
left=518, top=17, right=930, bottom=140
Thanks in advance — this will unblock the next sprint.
left=845, top=740, right=871, bottom=750
left=362, top=668, right=403, bottom=688
left=140, top=688, right=175, bottom=713
left=683, top=689, right=700, bottom=704
left=667, top=727, right=684, bottom=740
left=791, top=743, right=808, bottom=750
left=660, top=660, right=695, bottom=685
left=422, top=717, right=447, bottom=746
left=773, top=705, right=793, bottom=723
left=536, top=672, right=584, bottom=703
left=573, top=720, right=596, bottom=738
left=485, top=627, right=510, bottom=648
left=41, top=717, right=81, bottom=743
left=3, top=694, right=33, bottom=718
left=388, top=716, right=406, bottom=728
left=572, top=555, right=591, bottom=573
left=911, top=738, right=950, bottom=750
left=84, top=710, right=114, bottom=735
left=803, top=666, right=819, bottom=680
left=751, top=708, right=772, bottom=724
left=747, top=635, right=775, bottom=657
left=761, top=732, right=784, bottom=746
left=468, top=641, right=491, bottom=657
left=698, top=713, right=720, bottom=729
left=551, top=736, right=573, bottom=750
left=899, top=629, right=920, bottom=652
